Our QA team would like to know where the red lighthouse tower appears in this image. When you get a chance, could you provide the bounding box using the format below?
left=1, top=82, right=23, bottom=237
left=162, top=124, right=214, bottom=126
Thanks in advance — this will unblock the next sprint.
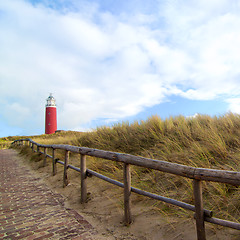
left=45, top=93, right=57, bottom=134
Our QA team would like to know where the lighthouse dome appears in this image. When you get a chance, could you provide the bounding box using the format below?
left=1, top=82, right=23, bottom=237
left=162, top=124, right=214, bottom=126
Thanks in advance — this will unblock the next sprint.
left=46, top=93, right=56, bottom=107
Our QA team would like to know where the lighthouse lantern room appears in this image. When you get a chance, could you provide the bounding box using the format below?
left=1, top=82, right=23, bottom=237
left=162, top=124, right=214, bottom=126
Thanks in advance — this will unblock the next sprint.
left=45, top=93, right=57, bottom=134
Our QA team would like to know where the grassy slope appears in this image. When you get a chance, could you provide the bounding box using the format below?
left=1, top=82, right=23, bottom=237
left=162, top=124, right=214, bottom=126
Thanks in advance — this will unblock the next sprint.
left=0, top=135, right=29, bottom=149
left=73, top=113, right=240, bottom=222
left=8, top=113, right=240, bottom=223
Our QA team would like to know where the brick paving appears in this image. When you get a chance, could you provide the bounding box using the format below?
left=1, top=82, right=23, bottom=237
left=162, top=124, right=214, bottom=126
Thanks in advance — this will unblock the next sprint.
left=0, top=149, right=97, bottom=240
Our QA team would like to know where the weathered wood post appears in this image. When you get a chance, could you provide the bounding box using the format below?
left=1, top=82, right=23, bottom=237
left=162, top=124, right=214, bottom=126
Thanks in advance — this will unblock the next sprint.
left=37, top=145, right=39, bottom=153
left=193, top=179, right=206, bottom=240
left=43, top=147, right=47, bottom=167
left=32, top=143, right=34, bottom=152
left=80, top=154, right=87, bottom=203
left=52, top=148, right=57, bottom=176
left=63, top=150, right=69, bottom=187
left=123, top=163, right=132, bottom=225
left=29, top=140, right=31, bottom=147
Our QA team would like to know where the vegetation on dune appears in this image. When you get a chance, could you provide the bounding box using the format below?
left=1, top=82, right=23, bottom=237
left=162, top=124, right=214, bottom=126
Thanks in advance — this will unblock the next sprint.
left=0, top=135, right=29, bottom=149
left=75, top=113, right=240, bottom=167
left=73, top=113, right=240, bottom=222
left=32, top=131, right=83, bottom=145
left=9, top=113, right=240, bottom=223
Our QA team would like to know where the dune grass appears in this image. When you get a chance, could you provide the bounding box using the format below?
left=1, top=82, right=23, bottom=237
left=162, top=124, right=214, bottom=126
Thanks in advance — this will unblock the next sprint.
left=32, top=131, right=83, bottom=145
left=72, top=113, right=240, bottom=222
left=10, top=113, right=240, bottom=223
left=0, top=136, right=28, bottom=149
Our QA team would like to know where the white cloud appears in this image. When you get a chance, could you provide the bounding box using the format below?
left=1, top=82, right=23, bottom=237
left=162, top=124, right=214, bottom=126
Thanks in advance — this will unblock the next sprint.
left=226, top=98, right=240, bottom=114
left=3, top=103, right=31, bottom=124
left=186, top=113, right=199, bottom=119
left=1, top=0, right=240, bottom=135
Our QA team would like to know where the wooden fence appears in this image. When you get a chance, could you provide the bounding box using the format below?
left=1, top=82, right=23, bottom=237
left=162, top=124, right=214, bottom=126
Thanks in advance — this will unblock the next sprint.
left=12, top=138, right=240, bottom=240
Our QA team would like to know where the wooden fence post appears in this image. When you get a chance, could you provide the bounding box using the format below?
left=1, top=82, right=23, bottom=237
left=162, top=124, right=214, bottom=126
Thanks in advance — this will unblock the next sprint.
left=52, top=148, right=57, bottom=176
left=37, top=145, right=39, bottom=153
left=193, top=179, right=206, bottom=240
left=123, top=163, right=132, bottom=225
left=32, top=143, right=34, bottom=152
left=43, top=147, right=47, bottom=166
left=63, top=150, right=69, bottom=187
left=80, top=154, right=87, bottom=203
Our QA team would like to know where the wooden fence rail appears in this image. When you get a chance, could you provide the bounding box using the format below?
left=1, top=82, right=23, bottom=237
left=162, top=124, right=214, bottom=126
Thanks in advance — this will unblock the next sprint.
left=12, top=138, right=240, bottom=240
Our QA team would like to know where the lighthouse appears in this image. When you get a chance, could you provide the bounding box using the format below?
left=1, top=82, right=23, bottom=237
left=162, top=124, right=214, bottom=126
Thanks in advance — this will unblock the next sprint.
left=45, top=93, right=57, bottom=134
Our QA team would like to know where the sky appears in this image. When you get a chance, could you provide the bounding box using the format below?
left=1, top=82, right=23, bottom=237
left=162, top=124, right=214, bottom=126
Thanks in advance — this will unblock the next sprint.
left=1, top=0, right=240, bottom=137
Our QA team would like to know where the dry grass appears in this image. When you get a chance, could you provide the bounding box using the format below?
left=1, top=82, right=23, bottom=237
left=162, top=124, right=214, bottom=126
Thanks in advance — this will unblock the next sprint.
left=10, top=113, right=240, bottom=223
left=32, top=131, right=83, bottom=145
left=73, top=113, right=240, bottom=222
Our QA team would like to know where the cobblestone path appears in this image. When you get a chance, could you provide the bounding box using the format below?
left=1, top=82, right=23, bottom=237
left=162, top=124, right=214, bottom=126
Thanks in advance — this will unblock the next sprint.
left=0, top=149, right=97, bottom=240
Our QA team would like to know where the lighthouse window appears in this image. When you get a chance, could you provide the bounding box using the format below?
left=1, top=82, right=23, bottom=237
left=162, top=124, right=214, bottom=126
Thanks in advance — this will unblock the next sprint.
left=48, top=112, right=51, bottom=115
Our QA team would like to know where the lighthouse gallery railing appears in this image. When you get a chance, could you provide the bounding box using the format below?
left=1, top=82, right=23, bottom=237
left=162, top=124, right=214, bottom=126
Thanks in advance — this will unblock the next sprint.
left=12, top=138, right=240, bottom=240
